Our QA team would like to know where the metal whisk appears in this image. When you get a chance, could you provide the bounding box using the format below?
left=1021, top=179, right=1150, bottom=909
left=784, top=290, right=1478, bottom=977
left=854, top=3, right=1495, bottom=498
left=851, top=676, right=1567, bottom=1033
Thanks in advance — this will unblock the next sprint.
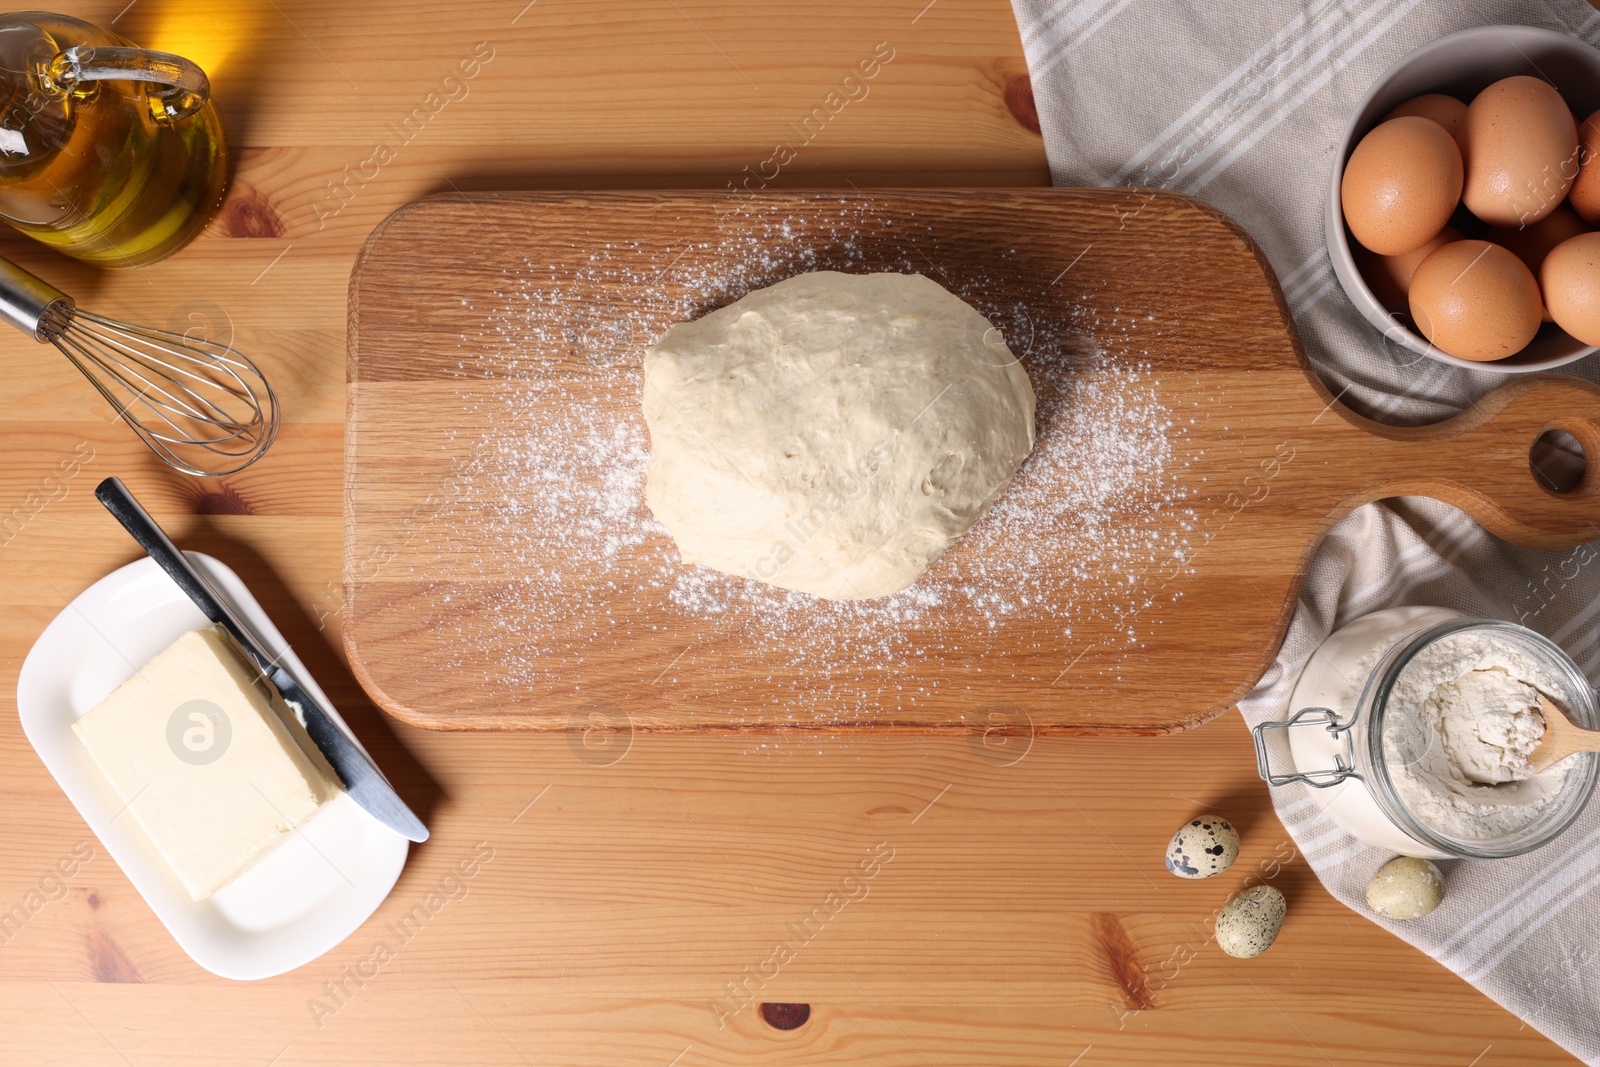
left=0, top=256, right=279, bottom=477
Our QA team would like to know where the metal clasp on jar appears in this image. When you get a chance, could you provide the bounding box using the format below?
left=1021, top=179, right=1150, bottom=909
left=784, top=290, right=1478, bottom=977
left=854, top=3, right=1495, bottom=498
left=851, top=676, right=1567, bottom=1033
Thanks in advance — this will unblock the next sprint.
left=1252, top=707, right=1362, bottom=788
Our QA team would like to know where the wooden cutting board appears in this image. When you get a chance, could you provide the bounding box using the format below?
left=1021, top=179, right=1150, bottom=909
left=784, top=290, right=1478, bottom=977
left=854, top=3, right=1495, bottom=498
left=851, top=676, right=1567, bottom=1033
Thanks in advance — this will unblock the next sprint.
left=345, top=189, right=1600, bottom=734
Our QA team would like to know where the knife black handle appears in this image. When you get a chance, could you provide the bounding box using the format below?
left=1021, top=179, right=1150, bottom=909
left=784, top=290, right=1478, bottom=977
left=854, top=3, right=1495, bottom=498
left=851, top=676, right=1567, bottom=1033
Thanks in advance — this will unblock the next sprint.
left=94, top=477, right=240, bottom=637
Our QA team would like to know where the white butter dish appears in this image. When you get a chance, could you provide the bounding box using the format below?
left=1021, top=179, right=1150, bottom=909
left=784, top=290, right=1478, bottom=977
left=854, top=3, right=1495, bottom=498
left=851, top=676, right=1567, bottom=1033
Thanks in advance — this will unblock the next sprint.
left=17, top=553, right=409, bottom=979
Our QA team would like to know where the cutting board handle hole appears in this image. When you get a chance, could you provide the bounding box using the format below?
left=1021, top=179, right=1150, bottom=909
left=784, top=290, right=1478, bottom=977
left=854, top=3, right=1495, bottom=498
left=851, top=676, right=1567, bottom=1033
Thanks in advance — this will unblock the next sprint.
left=1529, top=427, right=1591, bottom=496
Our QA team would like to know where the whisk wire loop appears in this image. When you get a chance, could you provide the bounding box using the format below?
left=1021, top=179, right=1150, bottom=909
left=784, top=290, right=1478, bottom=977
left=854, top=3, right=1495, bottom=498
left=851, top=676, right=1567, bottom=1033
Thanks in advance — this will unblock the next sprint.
left=36, top=301, right=280, bottom=477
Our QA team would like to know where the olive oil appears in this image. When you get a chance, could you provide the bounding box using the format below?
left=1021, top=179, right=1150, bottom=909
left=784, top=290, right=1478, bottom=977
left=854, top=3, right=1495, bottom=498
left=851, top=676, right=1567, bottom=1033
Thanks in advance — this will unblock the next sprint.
left=0, top=13, right=227, bottom=268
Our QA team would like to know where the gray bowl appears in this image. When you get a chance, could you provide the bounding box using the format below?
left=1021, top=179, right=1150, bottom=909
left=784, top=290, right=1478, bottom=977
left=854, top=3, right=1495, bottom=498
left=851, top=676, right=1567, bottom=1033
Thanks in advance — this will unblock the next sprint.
left=1327, top=25, right=1600, bottom=373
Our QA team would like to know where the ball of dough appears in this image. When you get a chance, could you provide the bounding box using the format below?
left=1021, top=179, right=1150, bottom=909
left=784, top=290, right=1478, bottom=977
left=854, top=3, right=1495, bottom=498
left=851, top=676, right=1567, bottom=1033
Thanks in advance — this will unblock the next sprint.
left=1366, top=856, right=1444, bottom=920
left=643, top=271, right=1036, bottom=600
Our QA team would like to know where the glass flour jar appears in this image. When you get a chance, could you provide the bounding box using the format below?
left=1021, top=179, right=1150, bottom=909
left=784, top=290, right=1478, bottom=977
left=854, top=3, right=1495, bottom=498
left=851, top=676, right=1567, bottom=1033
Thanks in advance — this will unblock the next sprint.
left=1253, top=606, right=1600, bottom=860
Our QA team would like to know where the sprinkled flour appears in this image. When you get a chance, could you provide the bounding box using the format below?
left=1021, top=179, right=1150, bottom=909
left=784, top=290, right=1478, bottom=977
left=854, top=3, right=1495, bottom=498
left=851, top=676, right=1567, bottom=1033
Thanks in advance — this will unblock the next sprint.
left=430, top=200, right=1202, bottom=718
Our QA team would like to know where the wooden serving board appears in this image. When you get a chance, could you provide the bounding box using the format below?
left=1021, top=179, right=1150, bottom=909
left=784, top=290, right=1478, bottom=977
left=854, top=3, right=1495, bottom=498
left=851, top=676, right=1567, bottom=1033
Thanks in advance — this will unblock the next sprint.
left=346, top=190, right=1600, bottom=734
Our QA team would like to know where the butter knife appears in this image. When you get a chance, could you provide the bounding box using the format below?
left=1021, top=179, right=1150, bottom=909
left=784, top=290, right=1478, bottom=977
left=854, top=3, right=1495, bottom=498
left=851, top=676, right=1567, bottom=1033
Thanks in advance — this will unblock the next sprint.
left=94, top=477, right=428, bottom=843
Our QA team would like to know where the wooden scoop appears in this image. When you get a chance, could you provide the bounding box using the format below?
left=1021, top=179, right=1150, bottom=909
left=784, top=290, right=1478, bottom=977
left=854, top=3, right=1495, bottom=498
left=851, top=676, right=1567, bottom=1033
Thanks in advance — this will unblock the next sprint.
left=1528, top=694, right=1600, bottom=775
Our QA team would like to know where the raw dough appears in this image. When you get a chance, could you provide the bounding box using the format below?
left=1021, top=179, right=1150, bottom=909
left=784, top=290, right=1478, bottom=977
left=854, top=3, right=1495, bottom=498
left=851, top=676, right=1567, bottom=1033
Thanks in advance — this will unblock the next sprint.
left=642, top=271, right=1036, bottom=600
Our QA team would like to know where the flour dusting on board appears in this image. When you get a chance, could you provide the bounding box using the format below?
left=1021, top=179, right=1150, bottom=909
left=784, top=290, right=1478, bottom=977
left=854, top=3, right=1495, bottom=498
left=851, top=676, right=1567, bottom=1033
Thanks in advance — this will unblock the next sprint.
left=436, top=201, right=1199, bottom=720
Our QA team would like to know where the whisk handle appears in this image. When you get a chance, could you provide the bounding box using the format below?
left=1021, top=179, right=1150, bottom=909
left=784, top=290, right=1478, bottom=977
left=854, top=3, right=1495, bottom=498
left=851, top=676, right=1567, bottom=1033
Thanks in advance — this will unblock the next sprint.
left=0, top=257, right=71, bottom=340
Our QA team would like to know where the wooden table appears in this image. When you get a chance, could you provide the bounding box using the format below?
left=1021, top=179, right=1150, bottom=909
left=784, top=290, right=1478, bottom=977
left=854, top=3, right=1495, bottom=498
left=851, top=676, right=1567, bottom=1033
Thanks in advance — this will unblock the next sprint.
left=0, top=2, right=1580, bottom=1063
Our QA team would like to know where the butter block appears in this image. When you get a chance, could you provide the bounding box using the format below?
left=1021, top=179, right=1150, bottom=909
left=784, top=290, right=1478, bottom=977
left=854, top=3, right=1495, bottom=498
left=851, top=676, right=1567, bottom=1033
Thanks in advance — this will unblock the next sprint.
left=72, top=625, right=339, bottom=900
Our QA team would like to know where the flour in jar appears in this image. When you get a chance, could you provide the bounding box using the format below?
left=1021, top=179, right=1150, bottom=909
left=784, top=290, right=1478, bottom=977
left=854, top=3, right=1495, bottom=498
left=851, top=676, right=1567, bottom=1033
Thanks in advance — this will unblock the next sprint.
left=1379, top=631, right=1565, bottom=840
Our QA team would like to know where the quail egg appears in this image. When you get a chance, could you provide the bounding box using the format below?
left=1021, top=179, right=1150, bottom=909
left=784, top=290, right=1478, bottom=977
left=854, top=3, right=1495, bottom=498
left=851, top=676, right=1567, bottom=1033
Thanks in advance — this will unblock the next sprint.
left=1365, top=856, right=1444, bottom=920
left=1165, top=817, right=1240, bottom=879
left=1215, top=885, right=1287, bottom=959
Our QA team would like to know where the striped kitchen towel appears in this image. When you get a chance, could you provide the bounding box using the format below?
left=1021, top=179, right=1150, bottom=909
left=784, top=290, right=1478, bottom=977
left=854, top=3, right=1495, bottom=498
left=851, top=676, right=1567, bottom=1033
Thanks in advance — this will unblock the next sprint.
left=1006, top=0, right=1600, bottom=1060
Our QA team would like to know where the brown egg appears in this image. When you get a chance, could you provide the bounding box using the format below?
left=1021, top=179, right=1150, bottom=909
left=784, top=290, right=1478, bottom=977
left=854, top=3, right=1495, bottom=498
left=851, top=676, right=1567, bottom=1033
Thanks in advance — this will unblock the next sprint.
left=1409, top=240, right=1542, bottom=361
left=1462, top=76, right=1580, bottom=227
left=1489, top=206, right=1588, bottom=320
left=1571, top=108, right=1600, bottom=225
left=1342, top=116, right=1464, bottom=255
left=1357, top=226, right=1461, bottom=310
left=1541, top=232, right=1600, bottom=346
left=1383, top=93, right=1468, bottom=152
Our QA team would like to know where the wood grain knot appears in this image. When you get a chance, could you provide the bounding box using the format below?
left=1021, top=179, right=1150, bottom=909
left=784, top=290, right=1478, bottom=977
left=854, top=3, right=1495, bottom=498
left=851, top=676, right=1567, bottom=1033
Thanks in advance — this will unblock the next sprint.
left=223, top=190, right=286, bottom=239
left=87, top=926, right=143, bottom=983
left=1091, top=912, right=1151, bottom=1010
left=1004, top=73, right=1041, bottom=136
left=190, top=484, right=255, bottom=515
left=86, top=891, right=102, bottom=911
left=759, top=1002, right=811, bottom=1030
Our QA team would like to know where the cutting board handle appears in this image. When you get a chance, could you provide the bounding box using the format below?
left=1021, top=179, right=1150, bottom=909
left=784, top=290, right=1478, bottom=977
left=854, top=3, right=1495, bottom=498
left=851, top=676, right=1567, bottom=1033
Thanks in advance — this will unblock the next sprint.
left=1338, top=375, right=1600, bottom=551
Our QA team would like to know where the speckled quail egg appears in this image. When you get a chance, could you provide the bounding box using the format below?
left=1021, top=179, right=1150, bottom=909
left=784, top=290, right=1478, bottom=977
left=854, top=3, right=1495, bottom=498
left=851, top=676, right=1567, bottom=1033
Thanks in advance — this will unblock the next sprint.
left=1366, top=856, right=1445, bottom=920
left=1215, top=885, right=1287, bottom=959
left=1165, top=817, right=1240, bottom=879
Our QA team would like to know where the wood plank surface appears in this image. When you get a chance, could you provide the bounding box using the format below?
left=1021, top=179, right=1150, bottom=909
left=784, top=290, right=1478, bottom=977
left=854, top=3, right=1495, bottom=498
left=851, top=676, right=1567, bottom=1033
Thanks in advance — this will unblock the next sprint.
left=0, top=1, right=1586, bottom=1064
left=346, top=189, right=1600, bottom=733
